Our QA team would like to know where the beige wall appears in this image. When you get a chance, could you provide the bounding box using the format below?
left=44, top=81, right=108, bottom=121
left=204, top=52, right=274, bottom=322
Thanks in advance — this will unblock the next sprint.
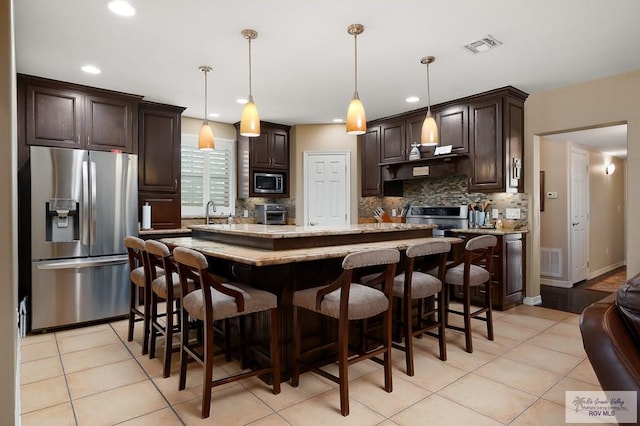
left=1, top=0, right=19, bottom=422
left=525, top=69, right=640, bottom=301
left=290, top=124, right=359, bottom=225
left=181, top=116, right=236, bottom=140
left=589, top=152, right=625, bottom=275
left=540, top=137, right=569, bottom=280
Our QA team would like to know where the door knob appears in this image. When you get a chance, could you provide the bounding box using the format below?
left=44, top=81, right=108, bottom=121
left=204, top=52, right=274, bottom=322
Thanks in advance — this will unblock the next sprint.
left=572, top=222, right=579, bottom=226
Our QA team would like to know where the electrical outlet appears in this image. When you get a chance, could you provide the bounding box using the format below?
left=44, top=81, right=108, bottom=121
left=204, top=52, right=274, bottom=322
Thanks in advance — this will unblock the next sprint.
left=243, top=209, right=249, bottom=218
left=505, top=208, right=520, bottom=219
left=491, top=208, right=499, bottom=219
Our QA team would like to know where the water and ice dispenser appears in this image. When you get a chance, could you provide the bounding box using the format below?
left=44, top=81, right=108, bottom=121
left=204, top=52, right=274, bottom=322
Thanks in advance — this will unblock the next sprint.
left=45, top=198, right=80, bottom=242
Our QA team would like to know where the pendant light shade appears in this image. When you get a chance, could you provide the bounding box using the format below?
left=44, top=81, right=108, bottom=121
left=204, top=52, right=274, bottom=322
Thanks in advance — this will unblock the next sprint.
left=240, top=29, right=260, bottom=137
left=346, top=24, right=366, bottom=135
left=240, top=95, right=260, bottom=137
left=421, top=111, right=438, bottom=146
left=198, top=66, right=215, bottom=150
left=420, top=56, right=439, bottom=146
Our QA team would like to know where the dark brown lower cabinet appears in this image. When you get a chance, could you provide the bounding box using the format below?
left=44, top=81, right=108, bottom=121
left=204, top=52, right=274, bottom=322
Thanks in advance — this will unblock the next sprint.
left=451, top=232, right=525, bottom=311
left=138, top=193, right=181, bottom=230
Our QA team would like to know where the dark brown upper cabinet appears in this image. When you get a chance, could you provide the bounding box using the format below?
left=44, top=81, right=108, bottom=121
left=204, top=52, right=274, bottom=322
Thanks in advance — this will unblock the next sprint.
left=235, top=121, right=291, bottom=198
left=137, top=101, right=185, bottom=229
left=360, top=124, right=403, bottom=197
left=25, top=84, right=84, bottom=149
left=435, top=104, right=468, bottom=154
left=250, top=125, right=289, bottom=170
left=468, top=89, right=526, bottom=193
left=379, top=118, right=407, bottom=163
left=361, top=126, right=382, bottom=196
left=363, top=86, right=527, bottom=194
left=85, top=94, right=136, bottom=153
left=20, top=74, right=141, bottom=153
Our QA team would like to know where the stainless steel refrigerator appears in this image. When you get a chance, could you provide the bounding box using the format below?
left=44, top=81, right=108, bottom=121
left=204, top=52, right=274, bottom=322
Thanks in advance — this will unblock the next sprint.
left=30, top=146, right=137, bottom=330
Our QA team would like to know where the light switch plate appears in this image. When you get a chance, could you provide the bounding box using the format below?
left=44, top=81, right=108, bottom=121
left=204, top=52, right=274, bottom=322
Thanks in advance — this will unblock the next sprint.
left=243, top=210, right=249, bottom=218
left=505, top=208, right=520, bottom=219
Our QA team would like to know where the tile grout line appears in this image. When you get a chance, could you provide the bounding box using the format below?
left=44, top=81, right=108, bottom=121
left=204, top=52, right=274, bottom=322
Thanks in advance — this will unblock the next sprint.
left=108, top=322, right=187, bottom=426
left=53, top=330, right=80, bottom=426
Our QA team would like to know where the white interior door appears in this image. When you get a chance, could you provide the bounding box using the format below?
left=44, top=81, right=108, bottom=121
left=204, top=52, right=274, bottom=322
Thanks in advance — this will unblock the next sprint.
left=570, top=147, right=589, bottom=283
left=304, top=152, right=350, bottom=226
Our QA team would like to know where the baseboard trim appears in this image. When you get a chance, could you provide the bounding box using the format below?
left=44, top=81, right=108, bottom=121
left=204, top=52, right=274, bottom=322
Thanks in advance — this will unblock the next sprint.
left=540, top=278, right=573, bottom=288
left=523, top=295, right=543, bottom=306
left=588, top=261, right=626, bottom=280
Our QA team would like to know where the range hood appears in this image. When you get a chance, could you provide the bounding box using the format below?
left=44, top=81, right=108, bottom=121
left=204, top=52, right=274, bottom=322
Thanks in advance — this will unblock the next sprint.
left=381, top=153, right=469, bottom=181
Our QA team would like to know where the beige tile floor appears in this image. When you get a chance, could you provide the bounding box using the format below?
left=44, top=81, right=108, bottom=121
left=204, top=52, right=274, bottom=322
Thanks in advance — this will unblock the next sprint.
left=19, top=304, right=608, bottom=425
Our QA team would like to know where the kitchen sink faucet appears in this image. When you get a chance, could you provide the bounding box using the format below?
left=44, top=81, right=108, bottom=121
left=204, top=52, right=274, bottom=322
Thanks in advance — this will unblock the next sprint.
left=205, top=200, right=216, bottom=224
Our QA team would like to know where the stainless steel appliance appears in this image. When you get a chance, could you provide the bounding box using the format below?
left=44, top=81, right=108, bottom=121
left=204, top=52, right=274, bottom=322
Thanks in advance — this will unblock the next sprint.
left=253, top=172, right=284, bottom=194
left=30, top=146, right=138, bottom=330
left=255, top=204, right=286, bottom=225
left=406, top=205, right=468, bottom=236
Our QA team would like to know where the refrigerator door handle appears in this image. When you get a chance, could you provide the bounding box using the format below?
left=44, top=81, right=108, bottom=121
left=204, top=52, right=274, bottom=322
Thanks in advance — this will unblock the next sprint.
left=35, top=255, right=129, bottom=270
left=82, top=160, right=90, bottom=246
left=90, top=161, right=97, bottom=246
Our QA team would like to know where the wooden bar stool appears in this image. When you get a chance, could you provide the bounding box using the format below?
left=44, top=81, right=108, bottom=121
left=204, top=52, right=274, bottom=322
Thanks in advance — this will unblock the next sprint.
left=173, top=246, right=281, bottom=419
left=442, top=235, right=497, bottom=353
left=145, top=240, right=194, bottom=378
left=291, top=248, right=400, bottom=416
left=124, top=236, right=156, bottom=355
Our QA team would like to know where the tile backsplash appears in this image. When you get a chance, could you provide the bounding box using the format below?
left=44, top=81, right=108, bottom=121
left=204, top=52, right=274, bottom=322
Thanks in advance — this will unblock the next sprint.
left=359, top=176, right=528, bottom=222
left=189, top=176, right=527, bottom=226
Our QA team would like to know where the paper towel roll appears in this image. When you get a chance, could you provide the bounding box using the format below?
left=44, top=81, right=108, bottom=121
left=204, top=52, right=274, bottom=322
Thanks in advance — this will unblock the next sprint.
left=142, top=204, right=151, bottom=230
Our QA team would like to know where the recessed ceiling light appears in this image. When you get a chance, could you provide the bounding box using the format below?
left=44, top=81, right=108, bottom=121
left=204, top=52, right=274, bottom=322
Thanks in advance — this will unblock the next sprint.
left=108, top=1, right=136, bottom=17
left=406, top=96, right=420, bottom=103
left=236, top=98, right=248, bottom=104
left=208, top=113, right=220, bottom=118
left=81, top=65, right=101, bottom=74
left=332, top=118, right=344, bottom=123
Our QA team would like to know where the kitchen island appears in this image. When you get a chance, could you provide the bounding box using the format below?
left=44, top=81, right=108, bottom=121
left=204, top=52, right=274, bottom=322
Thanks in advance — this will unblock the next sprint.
left=161, top=223, right=454, bottom=381
left=188, top=222, right=436, bottom=251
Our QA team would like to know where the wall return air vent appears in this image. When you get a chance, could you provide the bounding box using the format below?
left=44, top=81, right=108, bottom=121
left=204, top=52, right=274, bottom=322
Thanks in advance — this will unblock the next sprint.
left=464, top=35, right=502, bottom=54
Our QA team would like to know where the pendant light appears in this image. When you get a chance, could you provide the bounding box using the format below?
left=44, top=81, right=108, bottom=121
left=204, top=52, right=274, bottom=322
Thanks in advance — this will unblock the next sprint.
left=346, top=24, right=366, bottom=135
left=240, top=29, right=260, bottom=137
left=198, top=66, right=215, bottom=150
left=420, top=56, right=439, bottom=146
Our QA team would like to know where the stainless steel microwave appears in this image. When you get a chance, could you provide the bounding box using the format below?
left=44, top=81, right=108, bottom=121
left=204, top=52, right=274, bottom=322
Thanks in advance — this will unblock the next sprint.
left=253, top=172, right=284, bottom=194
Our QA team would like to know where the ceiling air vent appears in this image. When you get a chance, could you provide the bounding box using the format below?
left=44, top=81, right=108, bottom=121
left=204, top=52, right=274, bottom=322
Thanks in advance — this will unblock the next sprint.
left=464, top=35, right=502, bottom=54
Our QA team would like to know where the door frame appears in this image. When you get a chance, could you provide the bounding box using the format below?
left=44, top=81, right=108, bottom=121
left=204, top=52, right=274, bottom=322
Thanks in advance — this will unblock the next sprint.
left=303, top=151, right=351, bottom=227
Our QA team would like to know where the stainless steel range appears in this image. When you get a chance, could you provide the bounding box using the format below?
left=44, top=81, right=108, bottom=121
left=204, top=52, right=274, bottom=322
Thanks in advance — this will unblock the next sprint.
left=406, top=205, right=469, bottom=236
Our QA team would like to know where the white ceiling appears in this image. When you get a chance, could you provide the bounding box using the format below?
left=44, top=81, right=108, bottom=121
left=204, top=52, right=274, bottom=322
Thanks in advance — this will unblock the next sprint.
left=14, top=0, right=640, bottom=130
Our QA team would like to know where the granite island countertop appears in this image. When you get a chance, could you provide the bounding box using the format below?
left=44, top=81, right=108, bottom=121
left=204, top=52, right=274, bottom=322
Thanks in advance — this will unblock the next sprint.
left=161, top=235, right=460, bottom=267
left=188, top=222, right=437, bottom=250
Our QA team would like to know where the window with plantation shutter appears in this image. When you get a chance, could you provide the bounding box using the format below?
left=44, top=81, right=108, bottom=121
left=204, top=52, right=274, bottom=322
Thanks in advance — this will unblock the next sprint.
left=181, top=134, right=236, bottom=217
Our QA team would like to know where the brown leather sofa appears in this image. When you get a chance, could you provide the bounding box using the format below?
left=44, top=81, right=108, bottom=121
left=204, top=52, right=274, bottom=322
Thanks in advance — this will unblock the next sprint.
left=580, top=273, right=640, bottom=411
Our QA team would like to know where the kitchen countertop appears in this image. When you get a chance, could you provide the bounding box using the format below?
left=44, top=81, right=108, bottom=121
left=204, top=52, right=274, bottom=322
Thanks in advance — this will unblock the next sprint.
left=188, top=222, right=437, bottom=250
left=161, top=235, right=461, bottom=267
